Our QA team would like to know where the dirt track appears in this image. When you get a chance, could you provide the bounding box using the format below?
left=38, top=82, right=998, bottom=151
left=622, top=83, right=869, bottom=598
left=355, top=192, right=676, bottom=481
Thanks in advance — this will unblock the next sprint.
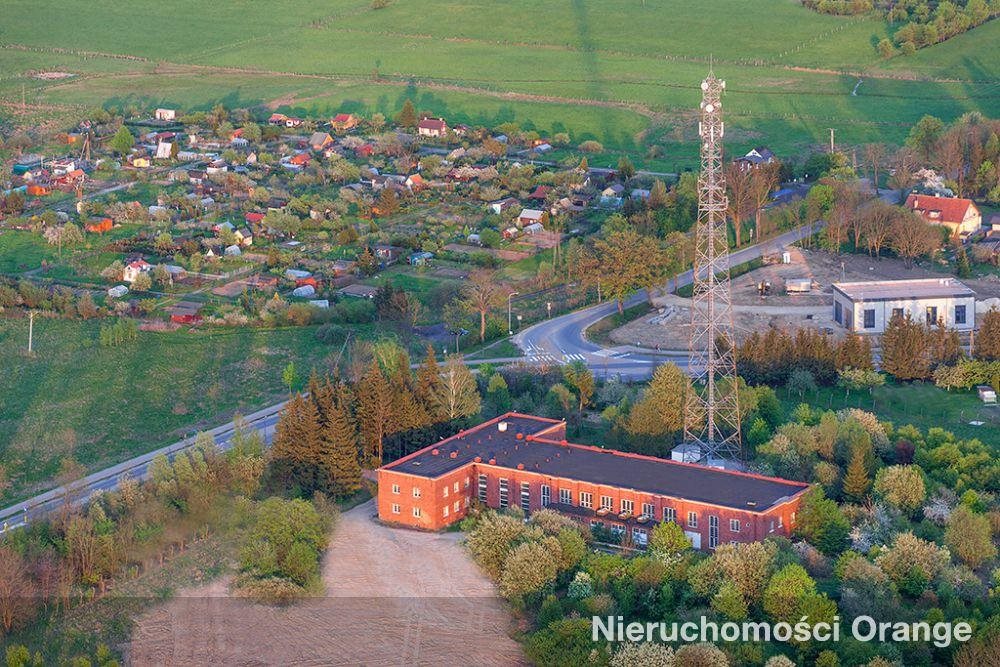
left=128, top=500, right=524, bottom=666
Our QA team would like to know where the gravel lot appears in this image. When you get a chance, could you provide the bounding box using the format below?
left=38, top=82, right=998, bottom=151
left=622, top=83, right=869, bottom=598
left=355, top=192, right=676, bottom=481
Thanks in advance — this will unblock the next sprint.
left=611, top=249, right=1000, bottom=349
left=129, top=500, right=524, bottom=666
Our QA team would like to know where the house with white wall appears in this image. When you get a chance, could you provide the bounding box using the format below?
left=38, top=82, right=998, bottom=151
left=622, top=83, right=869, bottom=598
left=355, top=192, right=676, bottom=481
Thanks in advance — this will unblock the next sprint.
left=832, top=278, right=976, bottom=334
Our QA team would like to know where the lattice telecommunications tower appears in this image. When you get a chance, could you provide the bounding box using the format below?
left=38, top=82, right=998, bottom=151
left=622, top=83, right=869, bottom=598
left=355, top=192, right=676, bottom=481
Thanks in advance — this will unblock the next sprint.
left=682, top=73, right=742, bottom=462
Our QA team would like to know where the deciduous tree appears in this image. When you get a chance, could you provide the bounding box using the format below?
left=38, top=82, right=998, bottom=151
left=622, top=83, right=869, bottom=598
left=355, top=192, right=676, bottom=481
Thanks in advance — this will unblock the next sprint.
left=462, top=269, right=504, bottom=342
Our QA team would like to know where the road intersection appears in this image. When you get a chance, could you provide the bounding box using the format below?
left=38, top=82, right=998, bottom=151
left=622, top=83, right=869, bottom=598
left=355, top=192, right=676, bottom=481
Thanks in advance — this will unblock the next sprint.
left=0, top=222, right=822, bottom=533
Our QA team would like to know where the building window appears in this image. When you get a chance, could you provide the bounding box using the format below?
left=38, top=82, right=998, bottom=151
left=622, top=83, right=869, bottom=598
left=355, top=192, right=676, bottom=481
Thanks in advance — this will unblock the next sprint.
left=778, top=516, right=784, bottom=529
left=580, top=492, right=593, bottom=508
left=499, top=479, right=509, bottom=508
left=443, top=486, right=449, bottom=498
left=663, top=507, right=676, bottom=523
left=729, top=519, right=741, bottom=533
left=464, top=477, right=470, bottom=489
left=834, top=300, right=842, bottom=324
left=478, top=474, right=487, bottom=503
left=453, top=482, right=459, bottom=494
left=956, top=304, right=967, bottom=324
left=412, top=487, right=421, bottom=498
left=541, top=484, right=551, bottom=506
left=391, top=504, right=400, bottom=514
left=559, top=488, right=572, bottom=505
left=621, top=499, right=634, bottom=514
left=642, top=503, right=654, bottom=518
left=600, top=495, right=613, bottom=510
left=926, top=306, right=938, bottom=325
left=892, top=307, right=904, bottom=320
left=464, top=498, right=469, bottom=508
left=520, top=482, right=531, bottom=512
left=443, top=506, right=449, bottom=518
left=454, top=501, right=460, bottom=513
left=709, top=515, right=719, bottom=549
left=687, top=511, right=698, bottom=528
left=769, top=520, right=775, bottom=533
left=391, top=484, right=400, bottom=495
left=413, top=507, right=421, bottom=518
left=863, top=308, right=875, bottom=329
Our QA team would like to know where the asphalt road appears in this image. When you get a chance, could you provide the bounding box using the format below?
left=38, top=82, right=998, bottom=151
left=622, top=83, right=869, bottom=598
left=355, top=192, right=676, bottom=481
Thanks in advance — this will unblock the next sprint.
left=0, top=221, right=822, bottom=532
left=513, top=221, right=825, bottom=379
left=0, top=403, right=285, bottom=534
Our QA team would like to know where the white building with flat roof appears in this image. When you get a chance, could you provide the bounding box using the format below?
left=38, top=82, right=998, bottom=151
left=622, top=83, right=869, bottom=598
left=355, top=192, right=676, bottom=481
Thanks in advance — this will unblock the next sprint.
left=832, top=278, right=975, bottom=334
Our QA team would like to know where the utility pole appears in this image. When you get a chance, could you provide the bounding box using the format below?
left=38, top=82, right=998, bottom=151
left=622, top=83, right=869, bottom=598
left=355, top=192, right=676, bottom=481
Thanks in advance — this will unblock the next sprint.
left=507, top=291, right=519, bottom=335
left=27, top=310, right=35, bottom=355
left=827, top=127, right=836, bottom=153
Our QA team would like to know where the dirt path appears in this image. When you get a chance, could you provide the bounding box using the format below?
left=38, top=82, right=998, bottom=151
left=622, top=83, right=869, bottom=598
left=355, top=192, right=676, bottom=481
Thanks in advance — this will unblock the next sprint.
left=128, top=500, right=524, bottom=666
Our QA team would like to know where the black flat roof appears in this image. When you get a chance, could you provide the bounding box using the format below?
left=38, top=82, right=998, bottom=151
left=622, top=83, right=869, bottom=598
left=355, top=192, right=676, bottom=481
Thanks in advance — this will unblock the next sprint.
left=381, top=414, right=808, bottom=512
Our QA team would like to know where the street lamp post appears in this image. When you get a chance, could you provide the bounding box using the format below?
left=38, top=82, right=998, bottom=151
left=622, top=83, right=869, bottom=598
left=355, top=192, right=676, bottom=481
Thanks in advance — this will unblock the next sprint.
left=507, top=291, right=519, bottom=335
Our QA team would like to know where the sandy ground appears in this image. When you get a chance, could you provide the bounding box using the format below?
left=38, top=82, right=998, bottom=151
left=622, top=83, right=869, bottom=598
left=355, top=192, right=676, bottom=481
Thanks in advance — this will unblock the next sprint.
left=612, top=249, right=1000, bottom=349
left=128, top=500, right=524, bottom=666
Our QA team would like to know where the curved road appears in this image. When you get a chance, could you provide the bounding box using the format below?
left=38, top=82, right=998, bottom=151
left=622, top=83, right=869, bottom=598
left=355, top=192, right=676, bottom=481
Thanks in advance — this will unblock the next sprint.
left=514, top=221, right=824, bottom=378
left=0, top=222, right=821, bottom=533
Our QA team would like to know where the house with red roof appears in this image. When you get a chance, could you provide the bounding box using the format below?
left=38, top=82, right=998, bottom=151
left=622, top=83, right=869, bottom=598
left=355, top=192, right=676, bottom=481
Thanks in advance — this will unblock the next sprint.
left=245, top=212, right=265, bottom=224
left=417, top=118, right=448, bottom=138
left=123, top=259, right=152, bottom=283
left=331, top=113, right=360, bottom=131
left=905, top=193, right=982, bottom=237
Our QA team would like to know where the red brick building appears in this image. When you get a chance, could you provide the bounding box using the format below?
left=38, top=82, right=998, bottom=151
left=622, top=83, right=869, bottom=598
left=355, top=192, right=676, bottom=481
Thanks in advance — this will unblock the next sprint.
left=377, top=413, right=809, bottom=550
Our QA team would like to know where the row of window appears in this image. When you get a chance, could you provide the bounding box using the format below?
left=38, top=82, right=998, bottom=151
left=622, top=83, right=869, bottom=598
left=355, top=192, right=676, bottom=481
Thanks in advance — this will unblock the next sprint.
left=390, top=497, right=470, bottom=519
left=842, top=303, right=967, bottom=330
left=476, top=476, right=760, bottom=536
left=391, top=478, right=471, bottom=499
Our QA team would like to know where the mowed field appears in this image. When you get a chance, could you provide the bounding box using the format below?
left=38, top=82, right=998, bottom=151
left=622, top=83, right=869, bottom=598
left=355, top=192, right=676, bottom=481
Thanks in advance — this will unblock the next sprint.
left=1, top=0, right=997, bottom=166
left=0, top=317, right=348, bottom=505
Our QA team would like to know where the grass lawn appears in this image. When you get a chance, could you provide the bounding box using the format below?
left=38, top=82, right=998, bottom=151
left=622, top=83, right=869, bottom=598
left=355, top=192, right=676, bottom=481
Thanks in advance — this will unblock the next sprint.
left=1, top=0, right=995, bottom=161
left=0, top=230, right=59, bottom=274
left=0, top=317, right=348, bottom=504
left=464, top=338, right=523, bottom=360
left=779, top=382, right=1000, bottom=448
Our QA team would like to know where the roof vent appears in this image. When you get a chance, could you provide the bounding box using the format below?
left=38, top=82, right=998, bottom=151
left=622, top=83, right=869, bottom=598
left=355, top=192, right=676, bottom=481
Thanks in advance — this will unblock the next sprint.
left=489, top=458, right=496, bottom=465
left=516, top=433, right=524, bottom=440
left=450, top=451, right=458, bottom=459
left=517, top=463, right=525, bottom=470
left=746, top=501, right=757, bottom=508
left=474, top=456, right=482, bottom=463
left=431, top=448, right=440, bottom=456
left=498, top=421, right=508, bottom=432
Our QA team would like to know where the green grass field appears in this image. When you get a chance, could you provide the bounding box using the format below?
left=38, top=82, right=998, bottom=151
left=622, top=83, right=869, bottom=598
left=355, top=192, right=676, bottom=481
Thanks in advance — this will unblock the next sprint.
left=779, top=382, right=1000, bottom=447
left=0, top=0, right=995, bottom=163
left=0, top=317, right=352, bottom=504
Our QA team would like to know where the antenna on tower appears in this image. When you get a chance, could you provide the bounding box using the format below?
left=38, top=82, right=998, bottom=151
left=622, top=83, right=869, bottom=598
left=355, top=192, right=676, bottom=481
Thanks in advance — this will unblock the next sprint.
left=682, top=72, right=741, bottom=464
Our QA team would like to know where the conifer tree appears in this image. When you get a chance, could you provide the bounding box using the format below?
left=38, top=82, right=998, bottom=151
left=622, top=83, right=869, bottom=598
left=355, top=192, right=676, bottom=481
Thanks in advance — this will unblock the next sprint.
left=357, top=361, right=396, bottom=466
left=836, top=331, right=874, bottom=371
left=320, top=391, right=362, bottom=497
left=415, top=345, right=447, bottom=422
left=396, top=99, right=417, bottom=128
left=974, top=308, right=1000, bottom=360
left=842, top=446, right=871, bottom=503
left=881, top=313, right=931, bottom=380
